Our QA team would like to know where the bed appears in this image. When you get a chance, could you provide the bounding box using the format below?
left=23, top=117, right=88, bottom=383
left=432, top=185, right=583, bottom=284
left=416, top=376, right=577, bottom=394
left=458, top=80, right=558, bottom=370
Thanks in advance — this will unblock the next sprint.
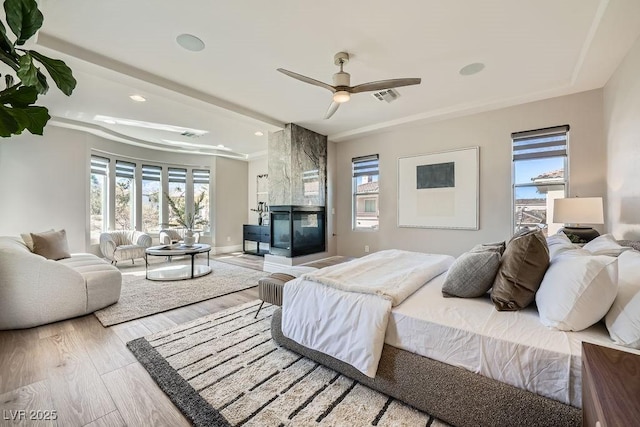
left=271, top=240, right=640, bottom=427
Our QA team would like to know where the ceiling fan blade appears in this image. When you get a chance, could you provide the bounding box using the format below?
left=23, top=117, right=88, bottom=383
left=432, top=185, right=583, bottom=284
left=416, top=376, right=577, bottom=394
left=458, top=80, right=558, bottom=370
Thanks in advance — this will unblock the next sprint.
left=324, top=101, right=340, bottom=119
left=277, top=68, right=336, bottom=93
left=350, top=78, right=421, bottom=94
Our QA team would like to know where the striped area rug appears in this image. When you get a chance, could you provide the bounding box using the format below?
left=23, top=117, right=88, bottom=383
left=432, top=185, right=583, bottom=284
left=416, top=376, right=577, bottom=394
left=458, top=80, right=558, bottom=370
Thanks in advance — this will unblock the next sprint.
left=127, top=301, right=449, bottom=427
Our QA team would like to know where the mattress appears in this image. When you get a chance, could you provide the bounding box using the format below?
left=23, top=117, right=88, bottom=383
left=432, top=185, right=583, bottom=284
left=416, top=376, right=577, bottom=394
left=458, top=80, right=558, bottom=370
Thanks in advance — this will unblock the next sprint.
left=385, top=273, right=640, bottom=408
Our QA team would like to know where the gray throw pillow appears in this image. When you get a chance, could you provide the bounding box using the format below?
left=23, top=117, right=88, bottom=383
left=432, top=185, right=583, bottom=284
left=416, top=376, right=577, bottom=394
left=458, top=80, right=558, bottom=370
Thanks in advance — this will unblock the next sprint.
left=31, top=229, right=71, bottom=260
left=442, top=248, right=502, bottom=298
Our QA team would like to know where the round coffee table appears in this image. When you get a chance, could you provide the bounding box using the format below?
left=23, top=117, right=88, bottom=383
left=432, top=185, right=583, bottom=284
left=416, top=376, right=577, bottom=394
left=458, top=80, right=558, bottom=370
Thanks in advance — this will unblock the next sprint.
left=145, top=243, right=212, bottom=281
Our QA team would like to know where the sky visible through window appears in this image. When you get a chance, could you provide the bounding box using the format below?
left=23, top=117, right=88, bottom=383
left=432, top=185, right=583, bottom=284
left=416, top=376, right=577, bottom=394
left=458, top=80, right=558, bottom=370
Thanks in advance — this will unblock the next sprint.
left=514, top=157, right=564, bottom=199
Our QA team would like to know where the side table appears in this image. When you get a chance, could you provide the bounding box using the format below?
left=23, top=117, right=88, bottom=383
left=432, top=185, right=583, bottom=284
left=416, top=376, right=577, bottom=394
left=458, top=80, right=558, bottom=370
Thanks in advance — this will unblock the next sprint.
left=582, top=342, right=640, bottom=426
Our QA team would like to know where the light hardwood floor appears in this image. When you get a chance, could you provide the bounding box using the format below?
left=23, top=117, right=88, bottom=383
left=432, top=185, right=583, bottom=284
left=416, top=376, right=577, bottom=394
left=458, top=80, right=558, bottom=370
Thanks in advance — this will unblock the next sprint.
left=0, top=287, right=259, bottom=427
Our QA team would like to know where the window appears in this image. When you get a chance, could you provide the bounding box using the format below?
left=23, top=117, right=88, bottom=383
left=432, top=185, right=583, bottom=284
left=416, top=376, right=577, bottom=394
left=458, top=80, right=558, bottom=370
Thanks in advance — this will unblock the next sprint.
left=114, top=160, right=135, bottom=230
left=352, top=154, right=379, bottom=230
left=89, top=154, right=211, bottom=237
left=193, top=169, right=210, bottom=232
left=141, top=165, right=161, bottom=233
left=90, top=155, right=109, bottom=242
left=167, top=167, right=187, bottom=228
left=512, top=125, right=569, bottom=236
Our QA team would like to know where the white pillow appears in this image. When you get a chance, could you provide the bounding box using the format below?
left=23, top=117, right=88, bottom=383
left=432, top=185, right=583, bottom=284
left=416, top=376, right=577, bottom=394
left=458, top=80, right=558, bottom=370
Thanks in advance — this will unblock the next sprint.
left=536, top=252, right=618, bottom=331
left=546, top=233, right=580, bottom=260
left=605, top=250, right=640, bottom=348
left=583, top=233, right=630, bottom=257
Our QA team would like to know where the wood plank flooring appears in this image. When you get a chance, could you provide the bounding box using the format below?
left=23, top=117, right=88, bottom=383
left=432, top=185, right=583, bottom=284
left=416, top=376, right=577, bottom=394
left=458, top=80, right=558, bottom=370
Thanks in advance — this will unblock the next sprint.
left=0, top=287, right=259, bottom=426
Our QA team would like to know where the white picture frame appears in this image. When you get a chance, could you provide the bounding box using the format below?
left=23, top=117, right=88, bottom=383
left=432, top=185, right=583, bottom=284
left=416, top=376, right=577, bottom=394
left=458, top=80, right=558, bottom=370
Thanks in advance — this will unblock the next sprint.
left=398, top=146, right=479, bottom=229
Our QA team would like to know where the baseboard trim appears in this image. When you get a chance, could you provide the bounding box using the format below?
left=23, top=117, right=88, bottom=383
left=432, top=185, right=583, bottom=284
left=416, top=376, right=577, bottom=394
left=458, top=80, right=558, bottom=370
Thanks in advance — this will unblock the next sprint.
left=213, top=244, right=243, bottom=254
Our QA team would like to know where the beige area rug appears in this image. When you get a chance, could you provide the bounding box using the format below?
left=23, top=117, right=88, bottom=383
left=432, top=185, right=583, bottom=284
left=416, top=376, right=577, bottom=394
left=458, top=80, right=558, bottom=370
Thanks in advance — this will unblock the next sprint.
left=127, top=301, right=448, bottom=427
left=213, top=252, right=264, bottom=272
left=94, top=258, right=268, bottom=327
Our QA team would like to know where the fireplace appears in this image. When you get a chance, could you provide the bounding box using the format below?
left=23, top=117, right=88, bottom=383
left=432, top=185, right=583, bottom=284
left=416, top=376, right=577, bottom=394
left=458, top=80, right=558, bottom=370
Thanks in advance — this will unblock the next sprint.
left=269, top=205, right=325, bottom=257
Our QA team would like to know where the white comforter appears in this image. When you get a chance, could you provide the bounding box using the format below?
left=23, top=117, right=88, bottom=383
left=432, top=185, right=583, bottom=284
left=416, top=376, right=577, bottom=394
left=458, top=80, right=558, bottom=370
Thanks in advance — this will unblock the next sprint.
left=281, top=250, right=454, bottom=377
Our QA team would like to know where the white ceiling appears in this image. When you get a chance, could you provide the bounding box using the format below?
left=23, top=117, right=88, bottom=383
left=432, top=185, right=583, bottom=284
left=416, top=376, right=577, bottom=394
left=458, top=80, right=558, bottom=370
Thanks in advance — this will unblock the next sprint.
left=33, top=0, right=640, bottom=158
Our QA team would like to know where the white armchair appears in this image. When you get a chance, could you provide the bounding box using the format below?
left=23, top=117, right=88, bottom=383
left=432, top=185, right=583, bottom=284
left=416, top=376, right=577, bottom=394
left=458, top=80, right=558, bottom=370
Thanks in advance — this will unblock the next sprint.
left=158, top=229, right=200, bottom=246
left=99, top=230, right=152, bottom=264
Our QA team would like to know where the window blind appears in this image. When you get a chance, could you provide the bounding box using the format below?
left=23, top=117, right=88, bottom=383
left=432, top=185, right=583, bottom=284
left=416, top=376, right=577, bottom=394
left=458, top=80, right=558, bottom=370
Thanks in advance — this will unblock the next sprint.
left=91, top=155, right=109, bottom=176
left=512, top=125, right=569, bottom=161
left=352, top=154, right=379, bottom=178
left=115, top=160, right=135, bottom=178
left=142, top=165, right=161, bottom=182
left=193, top=169, right=210, bottom=184
left=168, top=167, right=187, bottom=183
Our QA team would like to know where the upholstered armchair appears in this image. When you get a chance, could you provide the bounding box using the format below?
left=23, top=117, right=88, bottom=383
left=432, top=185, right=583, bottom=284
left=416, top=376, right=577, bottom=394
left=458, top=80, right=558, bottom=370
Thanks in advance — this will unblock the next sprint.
left=158, top=228, right=200, bottom=245
left=99, top=230, right=152, bottom=264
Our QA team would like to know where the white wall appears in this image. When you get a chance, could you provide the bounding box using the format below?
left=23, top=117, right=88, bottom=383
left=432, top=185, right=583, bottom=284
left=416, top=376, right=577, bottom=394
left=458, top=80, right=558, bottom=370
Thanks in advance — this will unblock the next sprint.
left=604, top=35, right=640, bottom=240
left=213, top=156, right=248, bottom=251
left=334, top=90, right=606, bottom=257
left=0, top=127, right=89, bottom=251
left=0, top=126, right=249, bottom=253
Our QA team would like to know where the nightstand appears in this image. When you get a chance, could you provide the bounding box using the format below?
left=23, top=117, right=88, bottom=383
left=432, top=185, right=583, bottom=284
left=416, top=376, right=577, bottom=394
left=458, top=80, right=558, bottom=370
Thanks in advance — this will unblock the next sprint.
left=582, top=342, right=640, bottom=426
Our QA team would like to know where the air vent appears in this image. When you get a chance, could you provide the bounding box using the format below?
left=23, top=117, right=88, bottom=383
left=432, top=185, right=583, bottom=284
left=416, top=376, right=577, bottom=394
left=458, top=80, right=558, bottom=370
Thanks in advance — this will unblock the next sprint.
left=181, top=131, right=201, bottom=138
left=372, top=88, right=400, bottom=103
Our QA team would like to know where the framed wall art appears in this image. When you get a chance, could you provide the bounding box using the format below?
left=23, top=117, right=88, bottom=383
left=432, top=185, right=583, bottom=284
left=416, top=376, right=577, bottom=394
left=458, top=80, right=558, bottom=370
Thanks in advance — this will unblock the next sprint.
left=398, top=146, right=479, bottom=229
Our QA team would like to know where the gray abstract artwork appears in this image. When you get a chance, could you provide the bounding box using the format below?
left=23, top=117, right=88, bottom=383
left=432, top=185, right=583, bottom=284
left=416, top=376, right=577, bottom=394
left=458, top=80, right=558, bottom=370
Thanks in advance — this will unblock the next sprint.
left=416, top=162, right=455, bottom=189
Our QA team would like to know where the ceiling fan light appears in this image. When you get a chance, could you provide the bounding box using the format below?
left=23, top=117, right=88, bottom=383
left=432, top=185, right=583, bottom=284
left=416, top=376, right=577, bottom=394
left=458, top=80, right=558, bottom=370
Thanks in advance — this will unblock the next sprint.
left=333, top=91, right=351, bottom=103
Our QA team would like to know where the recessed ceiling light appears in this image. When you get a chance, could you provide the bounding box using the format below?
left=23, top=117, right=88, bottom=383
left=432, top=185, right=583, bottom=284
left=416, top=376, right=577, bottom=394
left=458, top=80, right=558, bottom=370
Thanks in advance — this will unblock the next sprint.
left=176, top=34, right=205, bottom=52
left=459, top=63, right=485, bottom=76
left=129, top=94, right=146, bottom=102
left=94, top=115, right=208, bottom=136
left=254, top=131, right=264, bottom=136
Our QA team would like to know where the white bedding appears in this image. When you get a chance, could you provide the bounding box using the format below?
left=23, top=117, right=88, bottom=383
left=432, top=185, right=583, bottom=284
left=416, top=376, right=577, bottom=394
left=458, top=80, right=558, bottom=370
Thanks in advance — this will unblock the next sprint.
left=282, top=250, right=454, bottom=377
left=386, top=273, right=640, bottom=407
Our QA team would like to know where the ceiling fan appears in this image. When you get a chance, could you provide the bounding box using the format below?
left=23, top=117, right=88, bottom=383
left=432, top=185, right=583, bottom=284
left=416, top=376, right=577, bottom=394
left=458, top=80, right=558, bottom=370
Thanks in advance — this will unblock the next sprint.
left=277, top=52, right=421, bottom=119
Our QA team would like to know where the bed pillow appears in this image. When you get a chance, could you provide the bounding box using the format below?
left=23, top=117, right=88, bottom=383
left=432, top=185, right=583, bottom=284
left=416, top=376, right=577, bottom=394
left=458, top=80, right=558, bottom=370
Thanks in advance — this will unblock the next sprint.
left=470, top=241, right=506, bottom=256
left=491, top=229, right=549, bottom=311
left=605, top=250, right=640, bottom=348
left=583, top=233, right=630, bottom=257
left=30, top=229, right=71, bottom=260
left=536, top=252, right=618, bottom=331
left=546, top=233, right=579, bottom=260
left=442, top=246, right=501, bottom=298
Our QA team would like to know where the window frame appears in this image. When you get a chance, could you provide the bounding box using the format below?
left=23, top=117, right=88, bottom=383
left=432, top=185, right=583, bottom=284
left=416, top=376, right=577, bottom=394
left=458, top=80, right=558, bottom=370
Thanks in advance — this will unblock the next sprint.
left=89, top=155, right=110, bottom=243
left=89, top=152, right=211, bottom=239
left=352, top=154, right=380, bottom=231
left=511, top=125, right=570, bottom=235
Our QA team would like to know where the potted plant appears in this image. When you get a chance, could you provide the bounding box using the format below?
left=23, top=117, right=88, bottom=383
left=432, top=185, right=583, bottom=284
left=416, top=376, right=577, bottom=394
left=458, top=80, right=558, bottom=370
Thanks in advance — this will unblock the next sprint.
left=165, top=191, right=208, bottom=246
left=0, top=0, right=77, bottom=137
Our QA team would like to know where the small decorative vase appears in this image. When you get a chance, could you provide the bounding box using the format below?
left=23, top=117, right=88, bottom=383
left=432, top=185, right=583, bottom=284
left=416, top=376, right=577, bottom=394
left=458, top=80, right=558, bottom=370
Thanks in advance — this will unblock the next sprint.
left=183, top=230, right=196, bottom=247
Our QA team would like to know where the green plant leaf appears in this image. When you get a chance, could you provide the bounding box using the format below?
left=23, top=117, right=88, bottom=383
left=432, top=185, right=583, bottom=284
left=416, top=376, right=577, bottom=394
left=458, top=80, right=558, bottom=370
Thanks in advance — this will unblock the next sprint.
left=4, top=104, right=49, bottom=135
left=35, top=69, right=48, bottom=94
left=0, top=104, right=20, bottom=136
left=4, top=0, right=43, bottom=45
left=0, top=84, right=38, bottom=107
left=29, top=50, right=76, bottom=96
left=17, top=52, right=38, bottom=86
left=0, top=20, right=18, bottom=59
left=0, top=48, right=18, bottom=71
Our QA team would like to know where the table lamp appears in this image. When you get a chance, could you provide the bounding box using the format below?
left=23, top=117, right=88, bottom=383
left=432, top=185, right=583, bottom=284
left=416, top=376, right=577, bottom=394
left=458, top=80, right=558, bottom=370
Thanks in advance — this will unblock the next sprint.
left=553, top=197, right=604, bottom=243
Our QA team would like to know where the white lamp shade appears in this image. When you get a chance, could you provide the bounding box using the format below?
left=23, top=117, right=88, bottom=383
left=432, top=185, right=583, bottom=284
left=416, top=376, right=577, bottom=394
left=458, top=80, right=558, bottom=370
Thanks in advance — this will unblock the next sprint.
left=553, top=197, right=604, bottom=224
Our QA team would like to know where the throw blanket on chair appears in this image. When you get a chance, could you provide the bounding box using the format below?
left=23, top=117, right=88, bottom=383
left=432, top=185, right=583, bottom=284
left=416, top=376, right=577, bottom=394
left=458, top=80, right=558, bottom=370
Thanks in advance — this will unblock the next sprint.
left=282, top=249, right=454, bottom=377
